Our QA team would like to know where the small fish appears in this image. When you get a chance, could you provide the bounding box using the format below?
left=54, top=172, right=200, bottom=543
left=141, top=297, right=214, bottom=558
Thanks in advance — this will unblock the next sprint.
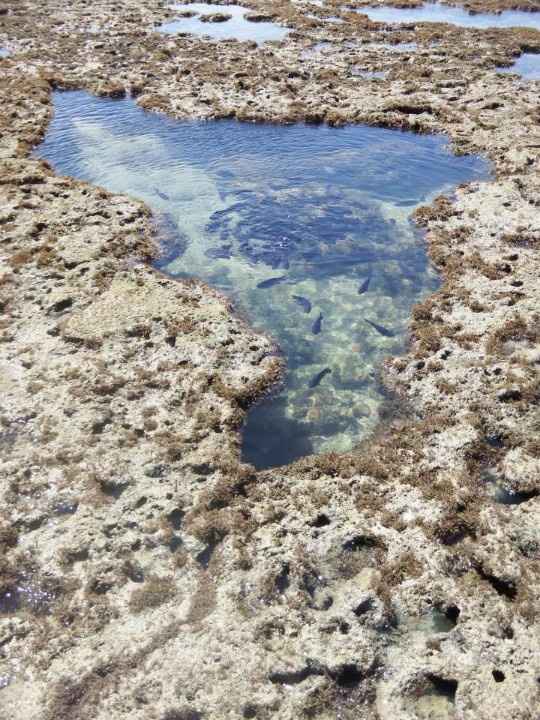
left=309, top=368, right=332, bottom=388
left=292, top=295, right=312, bottom=313
left=154, top=188, right=170, bottom=201
left=205, top=245, right=232, bottom=259
left=269, top=254, right=289, bottom=270
left=312, top=312, right=323, bottom=335
left=365, top=318, right=395, bottom=338
left=357, top=275, right=371, bottom=295
left=257, top=275, right=287, bottom=289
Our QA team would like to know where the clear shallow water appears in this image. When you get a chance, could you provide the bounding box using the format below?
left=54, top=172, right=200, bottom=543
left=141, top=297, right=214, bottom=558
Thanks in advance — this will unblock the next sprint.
left=355, top=2, right=540, bottom=29
left=497, top=52, right=540, bottom=79
left=159, top=3, right=289, bottom=43
left=36, top=91, right=488, bottom=468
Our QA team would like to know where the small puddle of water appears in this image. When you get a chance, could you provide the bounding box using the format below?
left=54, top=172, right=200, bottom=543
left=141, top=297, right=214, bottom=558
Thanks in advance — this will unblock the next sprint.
left=0, top=47, right=10, bottom=57
left=351, top=68, right=387, bottom=79
left=353, top=2, right=540, bottom=29
left=497, top=52, right=540, bottom=80
left=385, top=41, right=417, bottom=52
left=36, top=91, right=488, bottom=469
left=158, top=2, right=289, bottom=43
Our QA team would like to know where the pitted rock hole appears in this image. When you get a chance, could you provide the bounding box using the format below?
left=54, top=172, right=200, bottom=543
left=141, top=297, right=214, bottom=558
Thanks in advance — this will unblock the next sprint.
left=36, top=91, right=488, bottom=469
left=443, top=604, right=460, bottom=626
left=275, top=562, right=291, bottom=593
left=407, top=673, right=458, bottom=719
left=426, top=675, right=458, bottom=700
left=310, top=512, right=331, bottom=527
left=495, top=487, right=539, bottom=505
left=477, top=567, right=517, bottom=600
left=0, top=573, right=59, bottom=616
left=332, top=663, right=363, bottom=688
left=195, top=539, right=220, bottom=569
left=269, top=665, right=325, bottom=685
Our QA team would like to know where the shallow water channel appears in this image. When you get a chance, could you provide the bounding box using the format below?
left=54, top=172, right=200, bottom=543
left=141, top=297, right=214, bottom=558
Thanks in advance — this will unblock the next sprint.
left=355, top=2, right=540, bottom=29
left=37, top=91, right=488, bottom=468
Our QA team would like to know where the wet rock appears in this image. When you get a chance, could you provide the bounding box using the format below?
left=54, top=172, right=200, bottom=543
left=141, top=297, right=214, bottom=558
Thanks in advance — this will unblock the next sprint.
left=200, top=12, right=232, bottom=23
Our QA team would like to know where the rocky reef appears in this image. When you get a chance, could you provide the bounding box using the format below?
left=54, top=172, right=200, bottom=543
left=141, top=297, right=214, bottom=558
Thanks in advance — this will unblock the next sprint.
left=0, top=1, right=539, bottom=718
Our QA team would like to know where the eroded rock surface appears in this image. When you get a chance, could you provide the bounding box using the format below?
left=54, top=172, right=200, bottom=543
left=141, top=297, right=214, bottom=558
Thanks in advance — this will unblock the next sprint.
left=0, top=1, right=539, bottom=718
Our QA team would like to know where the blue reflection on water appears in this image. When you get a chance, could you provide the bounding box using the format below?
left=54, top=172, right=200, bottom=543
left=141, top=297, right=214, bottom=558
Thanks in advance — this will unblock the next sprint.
left=356, top=2, right=540, bottom=29
left=36, top=91, right=489, bottom=468
left=159, top=3, right=289, bottom=43
left=497, top=52, right=540, bottom=80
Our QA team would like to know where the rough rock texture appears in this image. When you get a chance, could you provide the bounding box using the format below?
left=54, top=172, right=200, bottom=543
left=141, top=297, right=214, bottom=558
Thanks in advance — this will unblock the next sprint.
left=0, top=1, right=539, bottom=719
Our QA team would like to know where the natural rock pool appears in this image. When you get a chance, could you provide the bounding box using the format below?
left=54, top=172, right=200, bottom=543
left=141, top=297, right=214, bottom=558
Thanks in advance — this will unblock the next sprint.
left=354, top=2, right=540, bottom=29
left=497, top=52, right=540, bottom=80
left=36, top=91, right=488, bottom=468
left=158, top=3, right=289, bottom=43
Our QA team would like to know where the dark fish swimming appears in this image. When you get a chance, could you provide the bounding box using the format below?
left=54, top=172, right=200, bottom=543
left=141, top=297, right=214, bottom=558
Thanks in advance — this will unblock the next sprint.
left=357, top=275, right=371, bottom=295
left=257, top=275, right=287, bottom=289
left=153, top=212, right=189, bottom=268
left=205, top=245, right=232, bottom=259
left=292, top=295, right=312, bottom=313
left=154, top=187, right=170, bottom=201
left=309, top=367, right=332, bottom=388
left=364, top=318, right=395, bottom=337
left=312, top=312, right=323, bottom=335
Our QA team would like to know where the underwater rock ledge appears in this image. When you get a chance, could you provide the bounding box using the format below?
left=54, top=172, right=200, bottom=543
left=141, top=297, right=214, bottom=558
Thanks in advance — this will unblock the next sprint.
left=0, top=1, right=539, bottom=719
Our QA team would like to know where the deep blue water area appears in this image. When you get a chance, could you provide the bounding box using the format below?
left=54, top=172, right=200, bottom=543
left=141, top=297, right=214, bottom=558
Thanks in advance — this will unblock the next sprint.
left=36, top=91, right=489, bottom=468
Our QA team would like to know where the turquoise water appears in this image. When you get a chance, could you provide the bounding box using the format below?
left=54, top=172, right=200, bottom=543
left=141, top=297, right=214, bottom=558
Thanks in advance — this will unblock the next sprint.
left=497, top=52, right=540, bottom=80
left=356, top=2, right=540, bottom=29
left=159, top=3, right=289, bottom=43
left=36, top=91, right=488, bottom=468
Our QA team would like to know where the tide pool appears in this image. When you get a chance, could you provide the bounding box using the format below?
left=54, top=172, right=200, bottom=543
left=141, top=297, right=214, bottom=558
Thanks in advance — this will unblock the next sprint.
left=159, top=3, right=289, bottom=43
left=36, top=91, right=489, bottom=468
left=354, top=2, right=540, bottom=29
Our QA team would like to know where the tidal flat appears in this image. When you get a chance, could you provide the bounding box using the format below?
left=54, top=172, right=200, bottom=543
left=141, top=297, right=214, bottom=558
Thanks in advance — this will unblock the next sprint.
left=0, top=1, right=539, bottom=719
